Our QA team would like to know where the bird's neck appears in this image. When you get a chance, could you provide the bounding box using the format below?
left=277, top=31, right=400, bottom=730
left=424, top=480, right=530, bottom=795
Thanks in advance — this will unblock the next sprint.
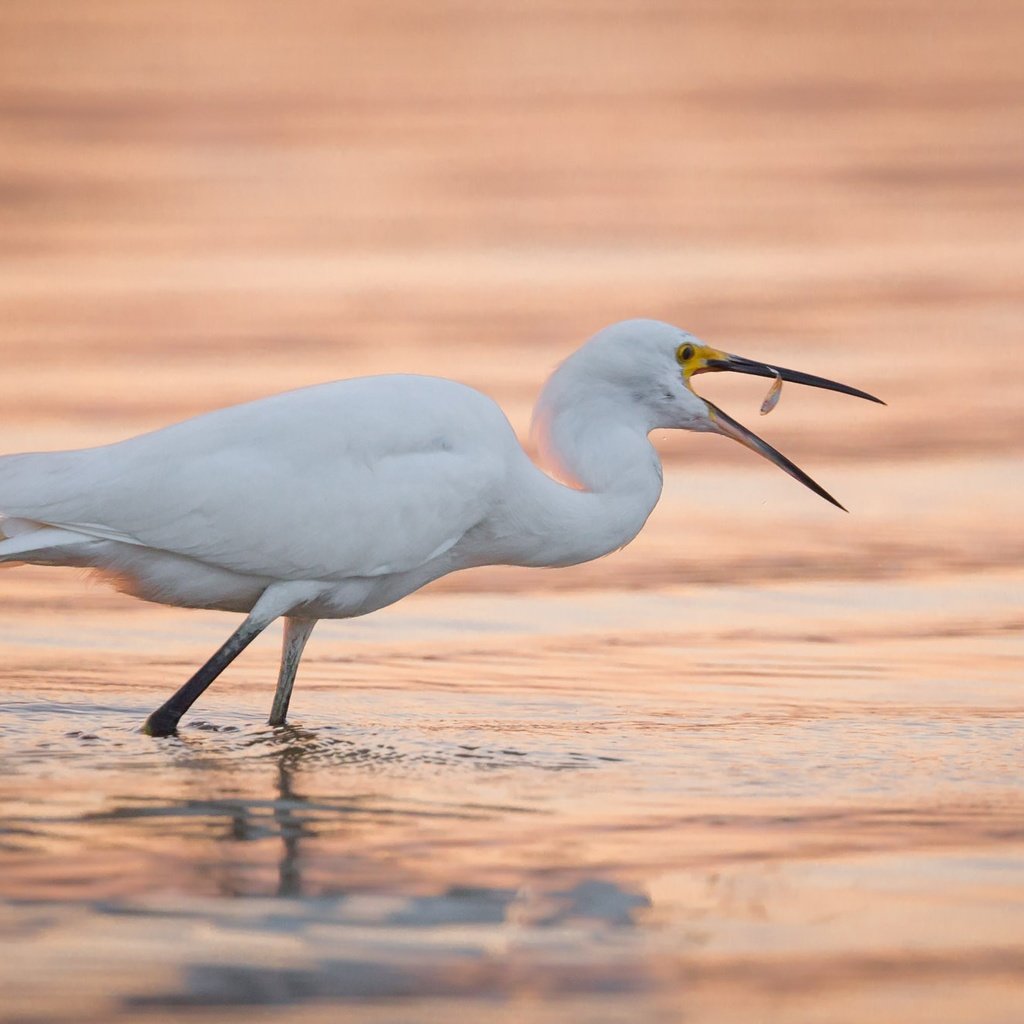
left=509, top=380, right=663, bottom=569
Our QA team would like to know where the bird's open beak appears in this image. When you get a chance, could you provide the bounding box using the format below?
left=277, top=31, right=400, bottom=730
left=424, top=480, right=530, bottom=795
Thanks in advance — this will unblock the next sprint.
left=683, top=345, right=885, bottom=511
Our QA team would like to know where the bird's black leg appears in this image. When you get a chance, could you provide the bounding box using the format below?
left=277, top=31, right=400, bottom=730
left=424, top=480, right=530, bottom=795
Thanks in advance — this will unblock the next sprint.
left=269, top=617, right=317, bottom=726
left=143, top=614, right=270, bottom=737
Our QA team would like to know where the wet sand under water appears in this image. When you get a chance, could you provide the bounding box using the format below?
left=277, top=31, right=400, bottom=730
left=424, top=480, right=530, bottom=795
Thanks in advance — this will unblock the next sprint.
left=2, top=0, right=1024, bottom=1021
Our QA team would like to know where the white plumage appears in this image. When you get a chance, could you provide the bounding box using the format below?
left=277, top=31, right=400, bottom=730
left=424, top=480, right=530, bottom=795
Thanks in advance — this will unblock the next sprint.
left=0, top=377, right=507, bottom=597
left=0, top=319, right=881, bottom=735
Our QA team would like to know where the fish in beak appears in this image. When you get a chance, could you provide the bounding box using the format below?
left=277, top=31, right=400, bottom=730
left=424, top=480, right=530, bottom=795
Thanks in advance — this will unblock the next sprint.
left=678, top=342, right=885, bottom=511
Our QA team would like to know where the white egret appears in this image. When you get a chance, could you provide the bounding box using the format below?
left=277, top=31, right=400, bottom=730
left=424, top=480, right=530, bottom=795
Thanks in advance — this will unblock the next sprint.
left=0, top=319, right=882, bottom=736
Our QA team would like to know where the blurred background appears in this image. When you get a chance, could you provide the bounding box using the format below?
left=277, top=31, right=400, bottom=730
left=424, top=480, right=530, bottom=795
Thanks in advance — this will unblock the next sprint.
left=1, top=2, right=1022, bottom=1023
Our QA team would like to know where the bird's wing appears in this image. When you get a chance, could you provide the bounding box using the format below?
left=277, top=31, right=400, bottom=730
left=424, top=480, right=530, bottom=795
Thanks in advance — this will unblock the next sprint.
left=0, top=375, right=513, bottom=580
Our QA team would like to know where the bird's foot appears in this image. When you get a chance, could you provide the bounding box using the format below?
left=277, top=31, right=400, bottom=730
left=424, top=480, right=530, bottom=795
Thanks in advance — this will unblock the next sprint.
left=142, top=706, right=181, bottom=737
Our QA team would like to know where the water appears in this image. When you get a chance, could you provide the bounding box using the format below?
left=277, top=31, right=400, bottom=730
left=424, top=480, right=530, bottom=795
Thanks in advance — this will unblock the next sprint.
left=2, top=1, right=1023, bottom=1021
left=3, top=574, right=1022, bottom=1021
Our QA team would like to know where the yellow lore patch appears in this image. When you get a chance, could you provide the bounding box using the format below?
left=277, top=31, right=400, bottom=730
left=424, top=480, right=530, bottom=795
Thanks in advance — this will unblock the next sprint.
left=675, top=343, right=730, bottom=380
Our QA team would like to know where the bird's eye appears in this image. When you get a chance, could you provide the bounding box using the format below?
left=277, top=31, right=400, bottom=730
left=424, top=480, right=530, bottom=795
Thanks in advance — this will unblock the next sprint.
left=677, top=344, right=695, bottom=363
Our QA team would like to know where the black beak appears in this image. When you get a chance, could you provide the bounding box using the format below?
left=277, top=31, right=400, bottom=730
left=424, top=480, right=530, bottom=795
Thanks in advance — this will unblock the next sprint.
left=690, top=349, right=884, bottom=510
left=703, top=399, right=849, bottom=511
left=704, top=355, right=885, bottom=405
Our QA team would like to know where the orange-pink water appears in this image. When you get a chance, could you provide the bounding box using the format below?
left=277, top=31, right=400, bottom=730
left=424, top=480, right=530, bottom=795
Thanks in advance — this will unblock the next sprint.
left=1, top=2, right=1023, bottom=1022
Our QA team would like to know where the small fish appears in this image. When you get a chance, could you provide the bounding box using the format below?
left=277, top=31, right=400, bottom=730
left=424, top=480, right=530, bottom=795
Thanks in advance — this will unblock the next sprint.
left=760, top=369, right=783, bottom=415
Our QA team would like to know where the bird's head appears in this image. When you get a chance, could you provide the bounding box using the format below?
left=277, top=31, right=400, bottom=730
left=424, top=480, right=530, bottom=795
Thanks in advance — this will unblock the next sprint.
left=557, top=319, right=884, bottom=510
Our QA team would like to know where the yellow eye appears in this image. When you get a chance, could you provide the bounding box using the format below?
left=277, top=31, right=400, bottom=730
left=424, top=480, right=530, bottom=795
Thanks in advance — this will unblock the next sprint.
left=677, top=343, right=695, bottom=363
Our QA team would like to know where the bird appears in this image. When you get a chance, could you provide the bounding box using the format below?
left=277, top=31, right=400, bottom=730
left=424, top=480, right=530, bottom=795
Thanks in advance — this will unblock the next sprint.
left=0, top=319, right=882, bottom=736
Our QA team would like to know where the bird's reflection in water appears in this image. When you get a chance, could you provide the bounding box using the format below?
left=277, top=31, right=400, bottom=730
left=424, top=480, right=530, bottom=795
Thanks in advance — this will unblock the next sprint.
left=262, top=728, right=646, bottom=925
left=263, top=726, right=316, bottom=898
left=272, top=753, right=303, bottom=897
left=163, top=725, right=318, bottom=894
left=163, top=723, right=407, bottom=901
left=81, top=721, right=651, bottom=932
left=57, top=725, right=655, bottom=1011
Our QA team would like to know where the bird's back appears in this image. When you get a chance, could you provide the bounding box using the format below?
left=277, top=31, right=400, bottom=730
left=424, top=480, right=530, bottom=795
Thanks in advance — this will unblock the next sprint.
left=0, top=375, right=519, bottom=582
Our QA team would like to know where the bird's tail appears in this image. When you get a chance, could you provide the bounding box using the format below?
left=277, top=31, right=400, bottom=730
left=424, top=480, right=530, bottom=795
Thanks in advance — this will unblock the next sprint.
left=0, top=518, right=96, bottom=566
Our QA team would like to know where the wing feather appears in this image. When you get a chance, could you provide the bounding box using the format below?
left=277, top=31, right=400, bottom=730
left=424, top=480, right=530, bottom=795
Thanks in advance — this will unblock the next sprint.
left=0, top=375, right=513, bottom=580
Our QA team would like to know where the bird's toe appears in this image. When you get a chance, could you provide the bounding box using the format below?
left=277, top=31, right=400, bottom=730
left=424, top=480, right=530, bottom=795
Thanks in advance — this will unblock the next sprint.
left=142, top=708, right=181, bottom=737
